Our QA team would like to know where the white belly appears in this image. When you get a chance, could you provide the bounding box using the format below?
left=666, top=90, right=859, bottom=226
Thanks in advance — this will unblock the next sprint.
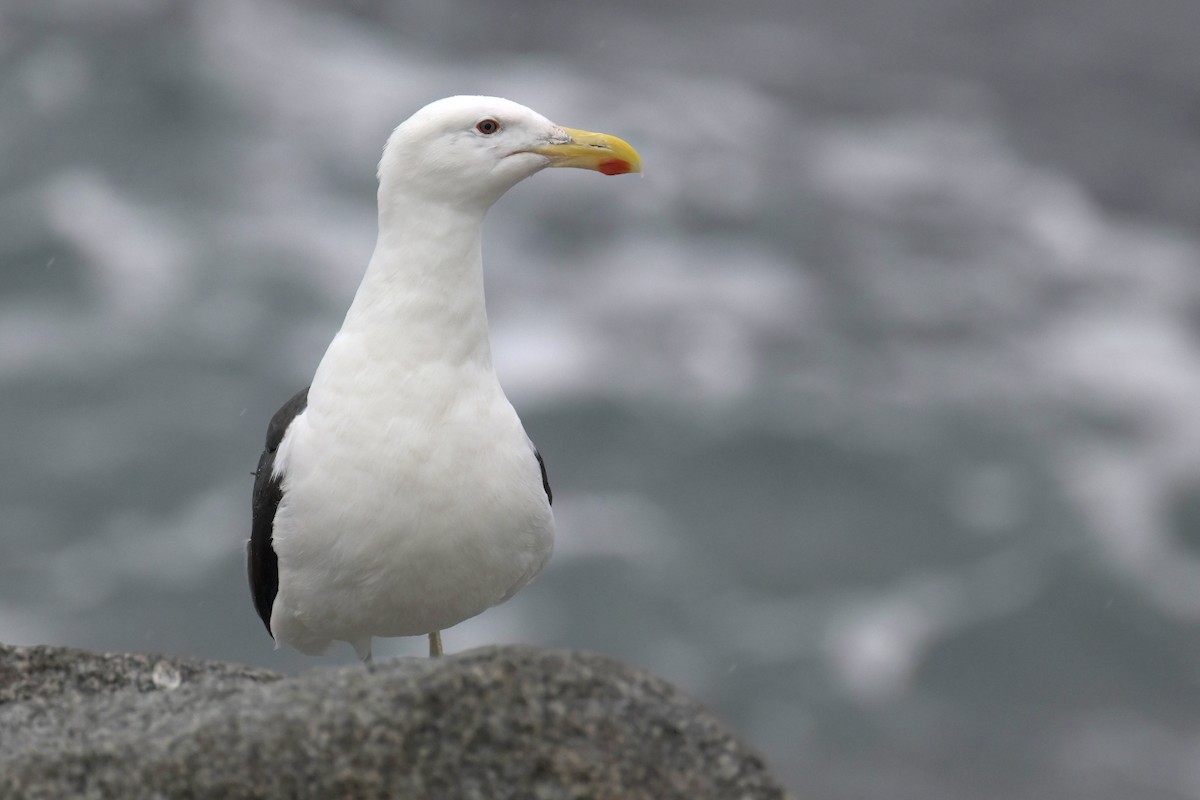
left=268, top=356, right=554, bottom=653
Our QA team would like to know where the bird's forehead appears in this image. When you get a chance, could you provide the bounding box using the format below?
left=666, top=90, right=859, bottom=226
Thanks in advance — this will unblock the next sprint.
left=410, top=95, right=549, bottom=131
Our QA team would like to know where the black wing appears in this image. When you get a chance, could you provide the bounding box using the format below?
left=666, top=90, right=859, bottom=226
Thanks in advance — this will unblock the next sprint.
left=534, top=447, right=552, bottom=506
left=248, top=387, right=310, bottom=636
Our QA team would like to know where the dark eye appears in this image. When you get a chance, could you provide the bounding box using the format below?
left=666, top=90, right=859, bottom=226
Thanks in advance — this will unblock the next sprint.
left=475, top=118, right=500, bottom=135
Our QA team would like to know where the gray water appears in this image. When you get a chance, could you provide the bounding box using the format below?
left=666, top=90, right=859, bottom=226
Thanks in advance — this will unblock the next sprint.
left=5, top=1, right=1200, bottom=797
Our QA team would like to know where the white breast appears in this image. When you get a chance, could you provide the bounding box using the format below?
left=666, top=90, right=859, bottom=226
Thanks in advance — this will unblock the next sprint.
left=268, top=330, right=554, bottom=654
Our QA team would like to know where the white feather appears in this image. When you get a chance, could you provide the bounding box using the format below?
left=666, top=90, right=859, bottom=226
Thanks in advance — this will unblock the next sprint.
left=266, top=97, right=560, bottom=656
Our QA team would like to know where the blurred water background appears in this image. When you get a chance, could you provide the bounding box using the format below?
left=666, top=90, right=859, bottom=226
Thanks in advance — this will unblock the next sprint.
left=5, top=0, right=1200, bottom=797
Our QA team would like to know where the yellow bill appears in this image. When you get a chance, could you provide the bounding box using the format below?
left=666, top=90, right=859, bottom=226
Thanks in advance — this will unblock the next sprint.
left=529, top=126, right=643, bottom=175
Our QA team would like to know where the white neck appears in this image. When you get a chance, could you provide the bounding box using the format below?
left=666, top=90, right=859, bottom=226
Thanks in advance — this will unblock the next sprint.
left=338, top=190, right=494, bottom=370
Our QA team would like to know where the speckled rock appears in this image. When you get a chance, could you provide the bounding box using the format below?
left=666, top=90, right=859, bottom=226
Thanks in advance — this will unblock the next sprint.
left=0, top=643, right=790, bottom=799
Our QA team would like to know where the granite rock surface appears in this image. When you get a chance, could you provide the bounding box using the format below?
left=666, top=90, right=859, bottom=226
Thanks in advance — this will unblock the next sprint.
left=0, top=643, right=789, bottom=799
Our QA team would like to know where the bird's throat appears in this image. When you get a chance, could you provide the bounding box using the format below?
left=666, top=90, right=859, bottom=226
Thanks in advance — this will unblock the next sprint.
left=339, top=199, right=495, bottom=371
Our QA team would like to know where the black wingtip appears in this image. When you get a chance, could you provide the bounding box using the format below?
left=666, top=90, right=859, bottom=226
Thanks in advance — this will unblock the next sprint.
left=246, top=539, right=276, bottom=638
left=535, top=448, right=552, bottom=506
left=248, top=387, right=309, bottom=640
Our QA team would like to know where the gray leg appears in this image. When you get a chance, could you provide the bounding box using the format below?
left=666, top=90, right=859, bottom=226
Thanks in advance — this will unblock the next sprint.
left=352, top=637, right=373, bottom=663
left=428, top=631, right=443, bottom=658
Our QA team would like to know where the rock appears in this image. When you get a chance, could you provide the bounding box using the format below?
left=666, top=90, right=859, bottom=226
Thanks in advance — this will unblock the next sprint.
left=0, top=643, right=791, bottom=799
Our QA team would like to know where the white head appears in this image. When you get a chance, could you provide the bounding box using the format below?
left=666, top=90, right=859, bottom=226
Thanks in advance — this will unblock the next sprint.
left=378, top=95, right=641, bottom=212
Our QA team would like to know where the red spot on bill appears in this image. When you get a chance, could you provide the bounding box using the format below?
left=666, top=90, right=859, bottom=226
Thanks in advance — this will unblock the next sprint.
left=597, top=159, right=632, bottom=176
